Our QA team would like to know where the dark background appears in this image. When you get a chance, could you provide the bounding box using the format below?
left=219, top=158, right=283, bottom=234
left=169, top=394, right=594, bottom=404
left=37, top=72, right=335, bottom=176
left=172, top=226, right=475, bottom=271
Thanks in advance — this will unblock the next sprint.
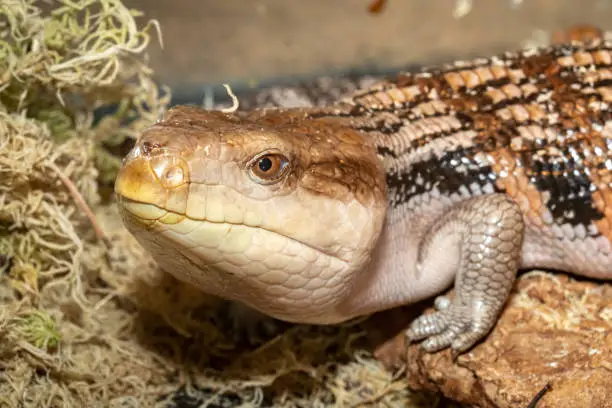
left=124, top=0, right=612, bottom=102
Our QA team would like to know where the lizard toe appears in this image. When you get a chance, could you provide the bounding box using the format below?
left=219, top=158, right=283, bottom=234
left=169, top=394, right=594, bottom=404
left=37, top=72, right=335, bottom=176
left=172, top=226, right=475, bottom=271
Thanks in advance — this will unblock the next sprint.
left=434, top=295, right=452, bottom=310
left=450, top=329, right=487, bottom=354
left=420, top=324, right=465, bottom=352
left=405, top=300, right=490, bottom=354
left=405, top=310, right=451, bottom=342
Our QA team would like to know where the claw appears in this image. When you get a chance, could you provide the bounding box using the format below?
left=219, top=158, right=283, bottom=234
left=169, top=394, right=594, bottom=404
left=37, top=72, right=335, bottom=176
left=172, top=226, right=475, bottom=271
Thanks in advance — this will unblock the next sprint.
left=451, top=348, right=461, bottom=362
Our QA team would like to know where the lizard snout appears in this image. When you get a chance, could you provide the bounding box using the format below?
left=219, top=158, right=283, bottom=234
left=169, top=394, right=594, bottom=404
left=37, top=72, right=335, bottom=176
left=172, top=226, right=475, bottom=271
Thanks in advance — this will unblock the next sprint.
left=115, top=149, right=190, bottom=220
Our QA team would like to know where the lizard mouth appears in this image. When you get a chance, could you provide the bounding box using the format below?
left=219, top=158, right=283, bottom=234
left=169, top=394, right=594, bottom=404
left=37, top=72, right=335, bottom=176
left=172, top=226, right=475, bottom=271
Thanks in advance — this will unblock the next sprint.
left=112, top=153, right=350, bottom=267
left=116, top=196, right=348, bottom=267
left=116, top=197, right=165, bottom=225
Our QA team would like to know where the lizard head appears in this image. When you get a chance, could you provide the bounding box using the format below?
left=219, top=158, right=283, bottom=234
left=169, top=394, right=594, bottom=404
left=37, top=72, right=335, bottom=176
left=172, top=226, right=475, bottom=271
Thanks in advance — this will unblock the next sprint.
left=114, top=105, right=387, bottom=323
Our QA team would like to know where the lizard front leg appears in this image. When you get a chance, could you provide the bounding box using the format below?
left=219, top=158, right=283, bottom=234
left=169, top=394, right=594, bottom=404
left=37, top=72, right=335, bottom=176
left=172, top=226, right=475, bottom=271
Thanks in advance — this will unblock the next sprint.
left=406, top=193, right=525, bottom=356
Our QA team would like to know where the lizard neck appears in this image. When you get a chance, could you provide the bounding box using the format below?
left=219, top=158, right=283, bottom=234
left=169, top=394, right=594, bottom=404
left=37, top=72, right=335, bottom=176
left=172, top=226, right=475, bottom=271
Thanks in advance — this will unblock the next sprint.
left=337, top=199, right=459, bottom=319
left=300, top=99, right=497, bottom=318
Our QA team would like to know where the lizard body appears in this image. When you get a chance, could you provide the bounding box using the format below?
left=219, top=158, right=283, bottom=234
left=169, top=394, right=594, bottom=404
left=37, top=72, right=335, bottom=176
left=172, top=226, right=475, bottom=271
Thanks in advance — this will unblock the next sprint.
left=115, top=35, right=612, bottom=354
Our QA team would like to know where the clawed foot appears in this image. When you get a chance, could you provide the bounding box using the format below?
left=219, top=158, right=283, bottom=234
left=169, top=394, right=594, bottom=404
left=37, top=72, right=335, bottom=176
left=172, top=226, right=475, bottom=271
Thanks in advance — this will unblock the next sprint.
left=405, top=295, right=495, bottom=359
left=405, top=194, right=523, bottom=359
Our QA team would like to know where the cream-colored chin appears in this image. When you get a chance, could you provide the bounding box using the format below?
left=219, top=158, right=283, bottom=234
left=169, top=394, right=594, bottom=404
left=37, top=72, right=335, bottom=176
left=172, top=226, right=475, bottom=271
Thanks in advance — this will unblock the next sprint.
left=116, top=200, right=361, bottom=324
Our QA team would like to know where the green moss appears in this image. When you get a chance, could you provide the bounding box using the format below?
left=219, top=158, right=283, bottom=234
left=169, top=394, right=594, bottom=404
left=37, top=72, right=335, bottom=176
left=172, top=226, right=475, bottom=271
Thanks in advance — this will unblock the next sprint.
left=14, top=310, right=61, bottom=351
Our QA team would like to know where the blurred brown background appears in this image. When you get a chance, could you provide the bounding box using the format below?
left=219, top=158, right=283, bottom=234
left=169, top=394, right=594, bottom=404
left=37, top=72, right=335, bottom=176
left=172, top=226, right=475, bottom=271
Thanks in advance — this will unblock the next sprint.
left=123, top=0, right=612, bottom=99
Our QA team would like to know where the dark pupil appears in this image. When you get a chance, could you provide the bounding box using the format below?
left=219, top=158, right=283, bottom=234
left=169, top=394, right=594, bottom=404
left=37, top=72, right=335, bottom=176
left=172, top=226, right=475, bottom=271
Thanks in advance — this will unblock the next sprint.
left=258, top=157, right=273, bottom=172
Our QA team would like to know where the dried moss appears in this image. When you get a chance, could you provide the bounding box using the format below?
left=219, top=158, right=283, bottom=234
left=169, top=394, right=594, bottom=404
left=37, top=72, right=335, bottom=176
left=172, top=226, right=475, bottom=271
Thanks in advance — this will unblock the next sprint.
left=0, top=1, right=426, bottom=407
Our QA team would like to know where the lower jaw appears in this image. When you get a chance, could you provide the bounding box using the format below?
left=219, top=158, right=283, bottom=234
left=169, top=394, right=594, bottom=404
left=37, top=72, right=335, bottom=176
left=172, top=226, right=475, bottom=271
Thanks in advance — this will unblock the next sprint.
left=117, top=197, right=166, bottom=222
left=116, top=199, right=356, bottom=324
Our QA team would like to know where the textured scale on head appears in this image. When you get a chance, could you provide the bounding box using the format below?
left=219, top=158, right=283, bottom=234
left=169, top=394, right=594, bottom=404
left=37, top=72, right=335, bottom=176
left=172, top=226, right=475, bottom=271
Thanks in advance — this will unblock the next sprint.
left=114, top=105, right=387, bottom=323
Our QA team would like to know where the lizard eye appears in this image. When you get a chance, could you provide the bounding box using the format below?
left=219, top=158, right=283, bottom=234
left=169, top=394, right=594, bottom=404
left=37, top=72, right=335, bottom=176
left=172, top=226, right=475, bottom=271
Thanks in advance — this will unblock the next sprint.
left=248, top=152, right=290, bottom=184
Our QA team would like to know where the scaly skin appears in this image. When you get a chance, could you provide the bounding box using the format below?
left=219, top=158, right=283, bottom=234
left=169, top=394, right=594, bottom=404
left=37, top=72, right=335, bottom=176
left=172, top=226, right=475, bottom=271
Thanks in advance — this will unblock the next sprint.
left=115, top=33, right=612, bottom=355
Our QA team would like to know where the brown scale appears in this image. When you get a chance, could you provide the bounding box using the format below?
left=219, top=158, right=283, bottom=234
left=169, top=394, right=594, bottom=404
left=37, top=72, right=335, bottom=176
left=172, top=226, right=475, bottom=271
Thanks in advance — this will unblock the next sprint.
left=315, top=37, right=612, bottom=241
left=489, top=54, right=609, bottom=229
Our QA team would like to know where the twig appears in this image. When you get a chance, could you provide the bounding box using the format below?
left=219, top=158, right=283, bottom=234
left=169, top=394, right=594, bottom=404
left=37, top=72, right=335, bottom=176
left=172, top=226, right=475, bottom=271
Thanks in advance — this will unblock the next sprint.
left=47, top=162, right=106, bottom=241
left=221, top=84, right=239, bottom=113
left=526, top=383, right=552, bottom=408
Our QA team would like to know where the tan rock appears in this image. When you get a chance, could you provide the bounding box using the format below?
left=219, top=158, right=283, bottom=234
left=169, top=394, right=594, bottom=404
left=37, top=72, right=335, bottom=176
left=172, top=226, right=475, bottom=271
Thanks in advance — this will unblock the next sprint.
left=370, top=272, right=612, bottom=408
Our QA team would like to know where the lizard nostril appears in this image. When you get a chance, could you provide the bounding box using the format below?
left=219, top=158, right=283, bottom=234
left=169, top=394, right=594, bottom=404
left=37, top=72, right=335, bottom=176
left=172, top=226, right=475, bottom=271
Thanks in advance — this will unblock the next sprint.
left=163, top=166, right=184, bottom=187
left=150, top=157, right=189, bottom=189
